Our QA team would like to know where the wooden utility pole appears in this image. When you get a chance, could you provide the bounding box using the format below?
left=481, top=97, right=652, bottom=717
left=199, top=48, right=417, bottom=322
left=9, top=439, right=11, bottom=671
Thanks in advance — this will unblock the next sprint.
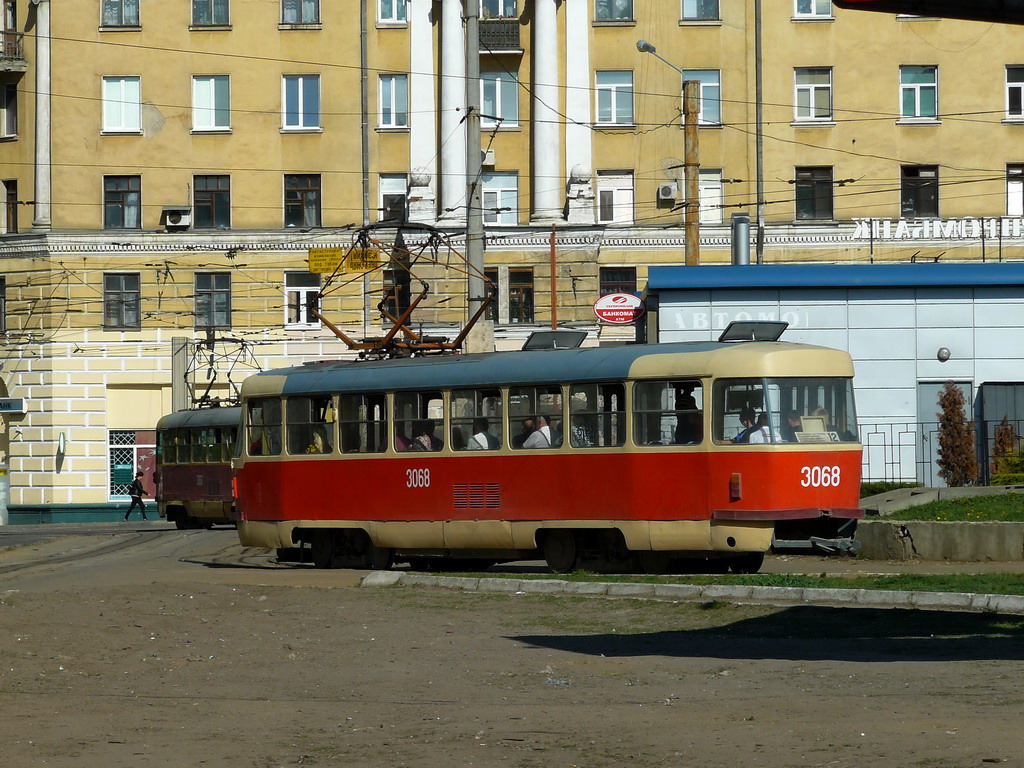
left=682, top=80, right=701, bottom=266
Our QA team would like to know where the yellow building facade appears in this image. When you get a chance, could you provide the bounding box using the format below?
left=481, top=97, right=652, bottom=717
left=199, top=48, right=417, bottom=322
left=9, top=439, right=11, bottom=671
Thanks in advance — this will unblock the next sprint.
left=0, top=0, right=1022, bottom=516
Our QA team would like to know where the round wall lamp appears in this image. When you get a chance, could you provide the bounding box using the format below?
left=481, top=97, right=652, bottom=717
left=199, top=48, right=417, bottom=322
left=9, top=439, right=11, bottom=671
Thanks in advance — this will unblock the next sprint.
left=937, top=347, right=951, bottom=362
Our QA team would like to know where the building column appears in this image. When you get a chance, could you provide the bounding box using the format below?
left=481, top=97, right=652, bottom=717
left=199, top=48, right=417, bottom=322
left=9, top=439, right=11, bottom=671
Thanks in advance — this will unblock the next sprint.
left=32, top=0, right=51, bottom=230
left=438, top=0, right=467, bottom=225
left=531, top=0, right=562, bottom=222
left=408, top=0, right=438, bottom=222
left=564, top=0, right=594, bottom=225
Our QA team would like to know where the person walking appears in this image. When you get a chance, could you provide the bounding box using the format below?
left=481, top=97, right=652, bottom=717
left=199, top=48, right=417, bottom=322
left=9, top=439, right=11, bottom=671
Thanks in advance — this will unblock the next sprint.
left=124, top=471, right=149, bottom=521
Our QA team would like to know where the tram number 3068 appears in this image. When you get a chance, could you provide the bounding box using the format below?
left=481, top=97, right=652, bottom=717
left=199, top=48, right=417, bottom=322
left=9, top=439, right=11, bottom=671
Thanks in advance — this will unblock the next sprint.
left=406, top=468, right=431, bottom=488
left=800, top=465, right=841, bottom=488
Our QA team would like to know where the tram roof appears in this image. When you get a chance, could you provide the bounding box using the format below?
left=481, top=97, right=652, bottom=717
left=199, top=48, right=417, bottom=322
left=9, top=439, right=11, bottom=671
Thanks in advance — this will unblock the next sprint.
left=646, top=262, right=1024, bottom=292
left=246, top=341, right=842, bottom=396
left=156, top=405, right=242, bottom=431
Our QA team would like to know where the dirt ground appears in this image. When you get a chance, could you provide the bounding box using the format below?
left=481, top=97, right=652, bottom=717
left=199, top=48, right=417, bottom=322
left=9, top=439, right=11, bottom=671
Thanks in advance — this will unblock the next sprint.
left=2, top=528, right=1024, bottom=767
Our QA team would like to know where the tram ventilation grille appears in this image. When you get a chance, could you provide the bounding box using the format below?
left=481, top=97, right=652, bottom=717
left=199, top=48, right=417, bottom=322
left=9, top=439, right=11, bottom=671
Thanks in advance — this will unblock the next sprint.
left=452, top=483, right=501, bottom=510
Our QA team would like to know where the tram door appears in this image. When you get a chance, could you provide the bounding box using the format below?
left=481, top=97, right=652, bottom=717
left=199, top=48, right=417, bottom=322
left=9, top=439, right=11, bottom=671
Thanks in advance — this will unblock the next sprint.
left=916, top=381, right=973, bottom=487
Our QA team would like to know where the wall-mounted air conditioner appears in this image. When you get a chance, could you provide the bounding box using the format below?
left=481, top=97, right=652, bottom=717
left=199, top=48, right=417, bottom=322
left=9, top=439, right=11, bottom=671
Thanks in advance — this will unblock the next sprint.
left=160, top=206, right=192, bottom=231
left=482, top=148, right=496, bottom=167
left=657, top=182, right=678, bottom=202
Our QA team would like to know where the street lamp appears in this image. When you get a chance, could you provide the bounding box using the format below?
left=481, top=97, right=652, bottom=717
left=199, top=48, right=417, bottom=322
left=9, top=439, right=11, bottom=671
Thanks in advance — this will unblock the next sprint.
left=637, top=40, right=700, bottom=266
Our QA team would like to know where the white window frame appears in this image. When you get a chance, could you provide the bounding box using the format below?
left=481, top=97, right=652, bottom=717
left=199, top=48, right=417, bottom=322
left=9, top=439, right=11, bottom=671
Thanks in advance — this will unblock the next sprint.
left=282, top=74, right=321, bottom=130
left=102, top=76, right=141, bottom=133
left=102, top=0, right=139, bottom=27
left=0, top=83, right=15, bottom=138
left=1008, top=164, right=1024, bottom=217
left=1007, top=66, right=1024, bottom=120
left=284, top=272, right=321, bottom=329
left=379, top=74, right=409, bottom=128
left=480, top=72, right=518, bottom=127
left=681, top=0, right=719, bottom=20
left=378, top=0, right=407, bottom=23
left=481, top=0, right=516, bottom=18
left=192, top=75, right=230, bottom=131
left=698, top=168, right=723, bottom=224
left=482, top=172, right=518, bottom=226
left=596, top=171, right=634, bottom=225
left=379, top=173, right=408, bottom=221
left=681, top=70, right=721, bottom=125
left=793, top=0, right=831, bottom=18
left=900, top=65, right=938, bottom=119
left=595, top=0, right=632, bottom=21
left=793, top=67, right=833, bottom=122
left=281, top=0, right=319, bottom=24
left=595, top=71, right=634, bottom=126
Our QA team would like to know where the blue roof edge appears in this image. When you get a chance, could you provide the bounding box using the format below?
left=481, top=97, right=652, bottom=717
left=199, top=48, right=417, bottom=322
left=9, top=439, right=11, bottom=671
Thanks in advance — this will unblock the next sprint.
left=646, top=262, right=1024, bottom=291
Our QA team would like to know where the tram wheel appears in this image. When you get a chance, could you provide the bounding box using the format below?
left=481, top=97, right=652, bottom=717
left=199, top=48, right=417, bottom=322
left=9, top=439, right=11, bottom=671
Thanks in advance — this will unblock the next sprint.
left=543, top=530, right=579, bottom=574
left=728, top=552, right=765, bottom=574
left=367, top=544, right=394, bottom=570
left=310, top=531, right=336, bottom=569
left=636, top=551, right=673, bottom=575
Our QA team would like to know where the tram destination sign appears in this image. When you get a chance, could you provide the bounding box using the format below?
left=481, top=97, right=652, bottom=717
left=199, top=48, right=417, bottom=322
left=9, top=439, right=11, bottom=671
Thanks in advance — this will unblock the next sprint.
left=594, top=293, right=645, bottom=325
left=0, top=398, right=26, bottom=414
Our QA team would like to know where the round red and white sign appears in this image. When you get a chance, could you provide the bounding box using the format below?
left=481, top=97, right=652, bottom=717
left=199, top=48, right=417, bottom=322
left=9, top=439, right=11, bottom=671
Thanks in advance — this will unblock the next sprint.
left=593, top=293, right=645, bottom=325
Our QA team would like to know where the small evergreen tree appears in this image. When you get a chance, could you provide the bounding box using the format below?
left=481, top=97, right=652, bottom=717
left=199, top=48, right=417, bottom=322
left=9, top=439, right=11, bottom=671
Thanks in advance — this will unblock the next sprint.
left=936, top=381, right=979, bottom=487
left=991, top=415, right=1017, bottom=476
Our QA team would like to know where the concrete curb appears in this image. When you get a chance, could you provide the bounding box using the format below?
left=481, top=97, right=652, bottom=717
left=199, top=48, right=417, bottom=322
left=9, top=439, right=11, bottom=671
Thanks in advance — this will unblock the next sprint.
left=359, top=571, right=1024, bottom=615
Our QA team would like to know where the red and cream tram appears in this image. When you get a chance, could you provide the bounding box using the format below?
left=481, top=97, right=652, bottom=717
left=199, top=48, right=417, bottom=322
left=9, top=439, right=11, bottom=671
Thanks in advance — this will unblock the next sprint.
left=234, top=341, right=863, bottom=573
left=156, top=405, right=241, bottom=529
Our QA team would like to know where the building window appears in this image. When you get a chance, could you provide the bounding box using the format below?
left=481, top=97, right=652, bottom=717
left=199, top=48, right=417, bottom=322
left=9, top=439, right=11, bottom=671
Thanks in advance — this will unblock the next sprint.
left=794, top=0, right=831, bottom=17
left=0, top=276, right=7, bottom=333
left=482, top=0, right=517, bottom=17
left=102, top=0, right=139, bottom=26
left=698, top=168, right=723, bottom=224
left=681, top=69, right=721, bottom=125
left=379, top=174, right=408, bottom=222
left=103, top=175, right=141, bottom=229
left=379, top=74, right=409, bottom=128
left=599, top=266, right=637, bottom=296
left=102, top=76, right=141, bottom=132
left=682, top=0, right=718, bottom=20
left=1, top=83, right=15, bottom=137
left=595, top=0, right=632, bottom=20
left=282, top=74, right=320, bottom=129
left=284, top=174, right=321, bottom=227
left=794, top=67, right=832, bottom=121
left=284, top=272, right=321, bottom=328
left=103, top=273, right=141, bottom=329
left=508, top=268, right=533, bottom=323
left=901, top=165, right=938, bottom=218
left=382, top=267, right=411, bottom=319
left=900, top=65, right=937, bottom=119
left=1008, top=164, right=1024, bottom=216
left=795, top=166, right=833, bottom=220
left=482, top=172, right=518, bottom=225
left=282, top=0, right=318, bottom=24
left=484, top=268, right=498, bottom=322
left=379, top=0, right=406, bottom=22
left=1007, top=67, right=1024, bottom=119
left=3, top=179, right=17, bottom=234
left=595, top=71, right=633, bottom=125
left=481, top=72, right=518, bottom=126
left=193, top=175, right=230, bottom=228
left=108, top=429, right=155, bottom=501
left=195, top=272, right=231, bottom=329
left=192, top=75, right=230, bottom=131
left=192, top=0, right=229, bottom=25
left=596, top=171, right=634, bottom=224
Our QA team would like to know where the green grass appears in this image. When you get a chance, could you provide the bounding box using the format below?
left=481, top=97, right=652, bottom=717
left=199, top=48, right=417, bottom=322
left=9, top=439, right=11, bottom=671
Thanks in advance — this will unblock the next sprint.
left=860, top=481, right=922, bottom=497
left=885, top=493, right=1024, bottom=522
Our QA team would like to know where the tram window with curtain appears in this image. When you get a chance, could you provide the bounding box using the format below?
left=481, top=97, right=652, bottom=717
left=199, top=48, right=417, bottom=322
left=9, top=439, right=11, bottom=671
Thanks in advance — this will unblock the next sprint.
left=286, top=395, right=335, bottom=455
left=509, top=385, right=563, bottom=449
left=338, top=393, right=387, bottom=453
left=247, top=398, right=282, bottom=456
left=450, top=388, right=502, bottom=450
left=394, top=390, right=445, bottom=451
left=633, top=379, right=704, bottom=446
left=569, top=383, right=626, bottom=448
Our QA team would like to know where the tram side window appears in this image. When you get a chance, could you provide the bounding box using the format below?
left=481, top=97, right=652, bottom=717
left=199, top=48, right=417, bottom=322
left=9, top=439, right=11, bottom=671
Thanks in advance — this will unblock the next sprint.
left=509, top=385, right=563, bottom=449
left=247, top=398, right=282, bottom=456
left=633, top=379, right=704, bottom=446
left=338, top=393, right=387, bottom=453
left=169, top=429, right=185, bottom=464
left=191, top=427, right=208, bottom=463
left=569, top=383, right=626, bottom=448
left=713, top=380, right=769, bottom=444
left=394, top=390, right=444, bottom=451
left=224, top=426, right=239, bottom=461
left=451, top=388, right=502, bottom=451
left=286, top=395, right=335, bottom=455
left=765, top=377, right=859, bottom=443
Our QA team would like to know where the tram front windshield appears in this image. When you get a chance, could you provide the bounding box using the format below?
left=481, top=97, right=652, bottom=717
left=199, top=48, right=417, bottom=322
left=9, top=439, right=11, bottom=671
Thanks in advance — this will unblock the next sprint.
left=714, top=377, right=858, bottom=444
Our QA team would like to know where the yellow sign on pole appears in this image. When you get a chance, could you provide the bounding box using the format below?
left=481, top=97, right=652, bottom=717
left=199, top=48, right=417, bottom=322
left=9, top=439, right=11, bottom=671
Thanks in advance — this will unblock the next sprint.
left=307, top=247, right=347, bottom=274
left=347, top=248, right=381, bottom=272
